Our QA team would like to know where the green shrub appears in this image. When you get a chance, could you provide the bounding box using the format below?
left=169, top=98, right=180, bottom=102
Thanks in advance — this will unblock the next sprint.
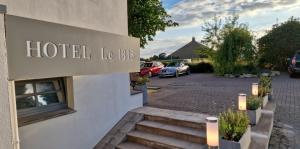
left=135, top=76, right=149, bottom=85
left=161, top=61, right=170, bottom=66
left=259, top=76, right=271, bottom=89
left=232, top=64, right=259, bottom=75
left=214, top=63, right=259, bottom=76
left=187, top=62, right=214, bottom=73
left=258, top=86, right=270, bottom=97
left=257, top=17, right=300, bottom=71
left=219, top=109, right=249, bottom=142
left=247, top=96, right=261, bottom=110
left=258, top=76, right=272, bottom=97
left=213, top=27, right=256, bottom=75
left=161, top=60, right=185, bottom=66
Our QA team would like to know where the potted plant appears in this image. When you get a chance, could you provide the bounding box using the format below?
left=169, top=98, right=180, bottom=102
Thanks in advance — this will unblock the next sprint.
left=258, top=76, right=272, bottom=107
left=261, top=75, right=273, bottom=100
left=258, top=86, right=269, bottom=108
left=246, top=96, right=262, bottom=125
left=219, top=109, right=251, bottom=149
left=132, top=76, right=149, bottom=105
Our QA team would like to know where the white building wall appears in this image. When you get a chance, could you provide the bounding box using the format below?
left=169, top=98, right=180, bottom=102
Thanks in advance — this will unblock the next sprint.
left=0, top=0, right=128, bottom=35
left=0, top=0, right=142, bottom=149
left=19, top=74, right=142, bottom=149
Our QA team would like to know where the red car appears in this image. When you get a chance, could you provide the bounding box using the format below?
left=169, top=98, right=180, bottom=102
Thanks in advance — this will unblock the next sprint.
left=140, top=61, right=164, bottom=77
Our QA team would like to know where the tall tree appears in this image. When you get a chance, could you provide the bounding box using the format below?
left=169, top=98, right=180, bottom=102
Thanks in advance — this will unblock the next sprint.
left=258, top=17, right=300, bottom=70
left=128, top=0, right=178, bottom=48
left=214, top=27, right=256, bottom=75
left=200, top=15, right=256, bottom=75
left=201, top=15, right=242, bottom=50
left=201, top=16, right=223, bottom=50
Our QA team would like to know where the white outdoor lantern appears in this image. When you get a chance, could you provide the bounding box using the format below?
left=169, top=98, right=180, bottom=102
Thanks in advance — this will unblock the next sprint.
left=252, top=83, right=259, bottom=96
left=206, top=117, right=219, bottom=148
left=238, top=93, right=247, bottom=111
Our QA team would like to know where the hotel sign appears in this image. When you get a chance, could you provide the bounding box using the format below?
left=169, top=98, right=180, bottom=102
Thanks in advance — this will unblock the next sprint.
left=5, top=15, right=140, bottom=80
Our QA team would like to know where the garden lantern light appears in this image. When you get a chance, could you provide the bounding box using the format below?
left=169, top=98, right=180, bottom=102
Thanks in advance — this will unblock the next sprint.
left=206, top=117, right=219, bottom=148
left=238, top=93, right=247, bottom=111
left=252, top=83, right=258, bottom=96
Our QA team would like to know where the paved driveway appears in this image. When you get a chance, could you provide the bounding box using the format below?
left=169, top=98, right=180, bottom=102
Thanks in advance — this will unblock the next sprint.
left=147, top=73, right=300, bottom=149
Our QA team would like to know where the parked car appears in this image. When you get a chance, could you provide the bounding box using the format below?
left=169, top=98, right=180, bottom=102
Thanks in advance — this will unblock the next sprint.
left=287, top=51, right=300, bottom=77
left=159, top=61, right=190, bottom=78
left=140, top=61, right=145, bottom=68
left=140, top=61, right=164, bottom=77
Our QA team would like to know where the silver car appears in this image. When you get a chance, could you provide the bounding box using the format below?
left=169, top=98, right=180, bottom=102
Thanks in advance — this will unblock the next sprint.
left=159, top=62, right=190, bottom=78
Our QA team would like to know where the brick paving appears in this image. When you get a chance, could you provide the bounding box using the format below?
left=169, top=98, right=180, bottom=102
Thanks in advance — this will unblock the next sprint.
left=147, top=73, right=300, bottom=148
left=269, top=75, right=300, bottom=149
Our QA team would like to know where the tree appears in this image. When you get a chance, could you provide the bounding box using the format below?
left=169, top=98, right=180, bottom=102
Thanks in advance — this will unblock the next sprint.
left=200, top=15, right=256, bottom=75
left=201, top=15, right=241, bottom=50
left=158, top=52, right=167, bottom=59
left=140, top=58, right=147, bottom=61
left=201, top=16, right=223, bottom=50
left=128, top=0, right=178, bottom=48
left=214, top=27, right=256, bottom=75
left=149, top=55, right=159, bottom=61
left=258, top=17, right=300, bottom=70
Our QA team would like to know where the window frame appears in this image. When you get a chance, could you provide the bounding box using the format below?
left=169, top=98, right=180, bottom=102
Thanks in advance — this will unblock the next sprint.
left=15, top=77, right=68, bottom=118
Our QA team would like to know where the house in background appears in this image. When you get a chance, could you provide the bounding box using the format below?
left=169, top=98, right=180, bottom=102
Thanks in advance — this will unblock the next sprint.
left=169, top=37, right=209, bottom=62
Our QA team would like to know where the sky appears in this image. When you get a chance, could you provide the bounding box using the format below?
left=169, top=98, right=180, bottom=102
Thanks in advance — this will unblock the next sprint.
left=141, top=0, right=300, bottom=58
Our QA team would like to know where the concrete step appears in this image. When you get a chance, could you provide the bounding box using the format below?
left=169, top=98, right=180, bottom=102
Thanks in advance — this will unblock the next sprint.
left=136, top=120, right=206, bottom=144
left=250, top=112, right=274, bottom=149
left=127, top=130, right=206, bottom=149
left=144, top=115, right=206, bottom=130
left=117, top=142, right=153, bottom=149
left=249, top=133, right=269, bottom=149
left=133, top=107, right=208, bottom=130
left=262, top=101, right=276, bottom=115
left=252, top=113, right=274, bottom=138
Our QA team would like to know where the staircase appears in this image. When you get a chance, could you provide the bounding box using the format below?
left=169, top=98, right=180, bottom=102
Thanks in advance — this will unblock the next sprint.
left=116, top=107, right=209, bottom=149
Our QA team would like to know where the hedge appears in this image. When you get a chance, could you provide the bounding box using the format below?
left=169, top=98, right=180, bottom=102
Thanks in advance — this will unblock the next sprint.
left=187, top=62, right=214, bottom=73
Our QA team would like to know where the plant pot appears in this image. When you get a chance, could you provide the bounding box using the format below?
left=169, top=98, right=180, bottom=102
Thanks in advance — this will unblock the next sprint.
left=268, top=89, right=273, bottom=100
left=220, top=126, right=251, bottom=149
left=267, top=93, right=272, bottom=101
left=247, top=107, right=262, bottom=125
left=134, top=84, right=148, bottom=105
left=262, top=95, right=268, bottom=108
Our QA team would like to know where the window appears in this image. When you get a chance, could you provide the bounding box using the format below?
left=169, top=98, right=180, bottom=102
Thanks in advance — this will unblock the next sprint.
left=15, top=78, right=73, bottom=125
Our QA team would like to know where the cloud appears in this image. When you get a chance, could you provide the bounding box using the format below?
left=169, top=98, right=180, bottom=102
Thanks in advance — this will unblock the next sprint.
left=141, top=0, right=300, bottom=58
left=168, top=0, right=300, bottom=27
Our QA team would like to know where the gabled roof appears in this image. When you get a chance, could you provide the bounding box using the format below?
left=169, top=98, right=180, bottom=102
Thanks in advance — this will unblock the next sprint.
left=169, top=37, right=208, bottom=59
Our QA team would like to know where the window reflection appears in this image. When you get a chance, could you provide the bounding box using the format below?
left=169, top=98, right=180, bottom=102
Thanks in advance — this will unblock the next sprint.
left=37, top=93, right=60, bottom=106
left=15, top=83, right=34, bottom=95
left=16, top=96, right=36, bottom=109
left=15, top=78, right=66, bottom=111
left=36, top=81, right=61, bottom=93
